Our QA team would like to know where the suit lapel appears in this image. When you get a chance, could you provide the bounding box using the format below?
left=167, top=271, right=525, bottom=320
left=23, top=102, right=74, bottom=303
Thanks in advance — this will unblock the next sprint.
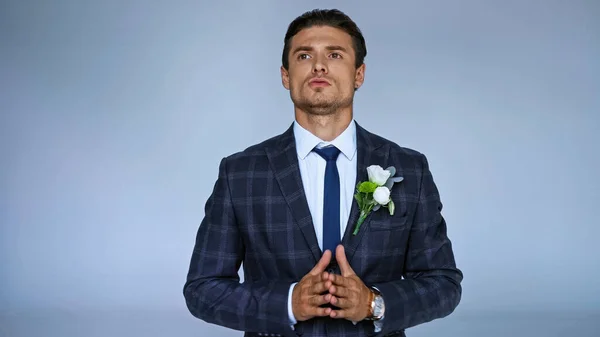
left=264, top=121, right=389, bottom=264
left=265, top=124, right=321, bottom=263
left=341, top=122, right=389, bottom=262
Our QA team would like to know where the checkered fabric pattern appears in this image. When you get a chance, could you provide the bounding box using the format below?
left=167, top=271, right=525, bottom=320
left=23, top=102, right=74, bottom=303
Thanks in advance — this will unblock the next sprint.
left=183, top=122, right=463, bottom=337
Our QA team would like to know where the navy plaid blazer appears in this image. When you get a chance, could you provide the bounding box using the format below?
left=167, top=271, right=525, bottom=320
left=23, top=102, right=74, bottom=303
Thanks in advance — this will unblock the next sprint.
left=184, top=121, right=463, bottom=337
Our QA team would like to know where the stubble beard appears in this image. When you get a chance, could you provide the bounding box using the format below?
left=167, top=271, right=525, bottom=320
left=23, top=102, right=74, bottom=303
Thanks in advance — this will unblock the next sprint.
left=292, top=89, right=353, bottom=117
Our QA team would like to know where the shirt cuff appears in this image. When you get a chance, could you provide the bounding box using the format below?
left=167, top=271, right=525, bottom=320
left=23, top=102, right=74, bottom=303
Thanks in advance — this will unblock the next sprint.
left=374, top=317, right=384, bottom=332
left=288, top=282, right=298, bottom=327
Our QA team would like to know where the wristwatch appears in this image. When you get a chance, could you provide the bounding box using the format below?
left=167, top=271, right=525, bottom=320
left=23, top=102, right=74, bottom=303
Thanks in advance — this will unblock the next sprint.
left=365, top=287, right=385, bottom=321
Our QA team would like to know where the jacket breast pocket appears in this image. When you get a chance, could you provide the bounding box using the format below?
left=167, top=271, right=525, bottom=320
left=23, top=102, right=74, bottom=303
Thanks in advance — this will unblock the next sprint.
left=368, top=211, right=410, bottom=231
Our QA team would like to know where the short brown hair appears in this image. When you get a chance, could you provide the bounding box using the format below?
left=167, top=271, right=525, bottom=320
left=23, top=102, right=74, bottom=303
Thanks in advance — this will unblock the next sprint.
left=281, top=9, right=367, bottom=70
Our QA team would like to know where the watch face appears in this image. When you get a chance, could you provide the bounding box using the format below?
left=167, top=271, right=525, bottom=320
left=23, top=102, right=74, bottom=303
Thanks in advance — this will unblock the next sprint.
left=373, top=295, right=385, bottom=317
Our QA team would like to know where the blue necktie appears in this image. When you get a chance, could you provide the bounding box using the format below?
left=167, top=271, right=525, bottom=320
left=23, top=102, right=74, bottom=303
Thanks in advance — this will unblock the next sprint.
left=313, top=146, right=341, bottom=256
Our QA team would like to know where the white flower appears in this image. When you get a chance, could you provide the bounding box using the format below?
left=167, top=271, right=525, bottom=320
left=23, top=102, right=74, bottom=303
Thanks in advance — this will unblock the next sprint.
left=373, top=186, right=391, bottom=205
left=352, top=165, right=403, bottom=235
left=367, top=165, right=391, bottom=186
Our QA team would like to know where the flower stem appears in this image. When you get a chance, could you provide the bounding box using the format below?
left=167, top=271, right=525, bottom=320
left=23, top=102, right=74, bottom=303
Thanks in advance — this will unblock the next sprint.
left=353, top=211, right=369, bottom=235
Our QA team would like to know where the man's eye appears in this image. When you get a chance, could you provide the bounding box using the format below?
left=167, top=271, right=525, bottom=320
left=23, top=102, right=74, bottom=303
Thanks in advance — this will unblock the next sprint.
left=298, top=54, right=311, bottom=60
left=330, top=53, right=341, bottom=58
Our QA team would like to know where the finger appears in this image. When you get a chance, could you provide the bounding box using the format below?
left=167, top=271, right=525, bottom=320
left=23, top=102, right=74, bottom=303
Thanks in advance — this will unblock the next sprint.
left=329, top=295, right=352, bottom=309
left=335, top=245, right=355, bottom=277
left=311, top=306, right=332, bottom=317
left=311, top=279, right=332, bottom=295
left=329, top=284, right=351, bottom=298
left=309, top=293, right=331, bottom=307
left=310, top=250, right=332, bottom=276
left=330, top=309, right=350, bottom=319
left=329, top=273, right=349, bottom=288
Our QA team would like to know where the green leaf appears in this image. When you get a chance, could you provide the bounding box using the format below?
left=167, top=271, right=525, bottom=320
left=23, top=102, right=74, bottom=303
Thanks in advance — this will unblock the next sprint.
left=358, top=181, right=378, bottom=193
left=354, top=192, right=364, bottom=209
left=362, top=194, right=373, bottom=206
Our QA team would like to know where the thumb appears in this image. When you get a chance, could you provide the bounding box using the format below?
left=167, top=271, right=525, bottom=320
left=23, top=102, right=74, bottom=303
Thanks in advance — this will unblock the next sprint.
left=335, top=245, right=355, bottom=277
left=310, top=249, right=332, bottom=276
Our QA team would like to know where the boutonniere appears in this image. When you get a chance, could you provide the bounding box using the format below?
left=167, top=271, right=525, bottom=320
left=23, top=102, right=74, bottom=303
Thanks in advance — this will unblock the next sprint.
left=352, top=165, right=404, bottom=235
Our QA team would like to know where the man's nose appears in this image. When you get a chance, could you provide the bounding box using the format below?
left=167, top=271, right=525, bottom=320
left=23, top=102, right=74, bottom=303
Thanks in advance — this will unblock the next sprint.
left=312, top=56, right=328, bottom=74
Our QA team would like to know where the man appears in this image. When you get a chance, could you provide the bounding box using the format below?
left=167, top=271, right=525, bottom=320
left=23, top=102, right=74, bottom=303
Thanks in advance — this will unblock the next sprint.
left=183, top=8, right=462, bottom=337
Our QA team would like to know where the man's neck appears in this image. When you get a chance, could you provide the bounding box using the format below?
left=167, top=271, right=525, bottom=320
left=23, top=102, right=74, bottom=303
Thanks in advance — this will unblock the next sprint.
left=294, top=109, right=353, bottom=142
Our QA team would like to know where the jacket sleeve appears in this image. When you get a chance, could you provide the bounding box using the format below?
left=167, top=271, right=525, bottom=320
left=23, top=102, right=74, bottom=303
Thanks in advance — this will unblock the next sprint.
left=183, top=157, right=293, bottom=333
left=373, top=153, right=463, bottom=335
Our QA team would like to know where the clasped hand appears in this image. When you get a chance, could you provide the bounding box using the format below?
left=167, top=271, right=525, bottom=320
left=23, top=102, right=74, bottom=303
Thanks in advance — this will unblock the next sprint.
left=292, top=245, right=372, bottom=322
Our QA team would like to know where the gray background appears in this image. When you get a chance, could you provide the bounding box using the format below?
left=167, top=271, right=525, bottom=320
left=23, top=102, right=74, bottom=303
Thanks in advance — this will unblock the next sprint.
left=1, top=0, right=599, bottom=336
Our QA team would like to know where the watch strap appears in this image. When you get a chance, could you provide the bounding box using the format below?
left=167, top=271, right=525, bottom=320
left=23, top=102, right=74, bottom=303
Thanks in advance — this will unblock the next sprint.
left=365, top=287, right=381, bottom=320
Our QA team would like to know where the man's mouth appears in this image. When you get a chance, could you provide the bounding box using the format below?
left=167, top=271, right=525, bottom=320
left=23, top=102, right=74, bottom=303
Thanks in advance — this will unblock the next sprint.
left=309, top=79, right=331, bottom=87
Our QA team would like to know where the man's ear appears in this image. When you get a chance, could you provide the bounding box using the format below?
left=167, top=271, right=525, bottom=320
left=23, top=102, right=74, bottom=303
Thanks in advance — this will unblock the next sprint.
left=354, top=63, right=366, bottom=90
left=281, top=66, right=290, bottom=90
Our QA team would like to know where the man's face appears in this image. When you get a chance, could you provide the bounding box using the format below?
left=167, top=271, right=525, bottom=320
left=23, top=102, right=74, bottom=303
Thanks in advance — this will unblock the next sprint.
left=281, top=25, right=365, bottom=116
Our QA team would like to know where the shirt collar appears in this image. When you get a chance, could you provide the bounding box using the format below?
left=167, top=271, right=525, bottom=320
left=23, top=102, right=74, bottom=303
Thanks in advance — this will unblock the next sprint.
left=293, top=120, right=357, bottom=160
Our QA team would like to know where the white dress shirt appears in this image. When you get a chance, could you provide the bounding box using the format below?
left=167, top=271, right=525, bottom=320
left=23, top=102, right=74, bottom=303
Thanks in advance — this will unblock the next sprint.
left=295, top=120, right=358, bottom=250
left=285, top=120, right=384, bottom=332
left=286, top=120, right=357, bottom=324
